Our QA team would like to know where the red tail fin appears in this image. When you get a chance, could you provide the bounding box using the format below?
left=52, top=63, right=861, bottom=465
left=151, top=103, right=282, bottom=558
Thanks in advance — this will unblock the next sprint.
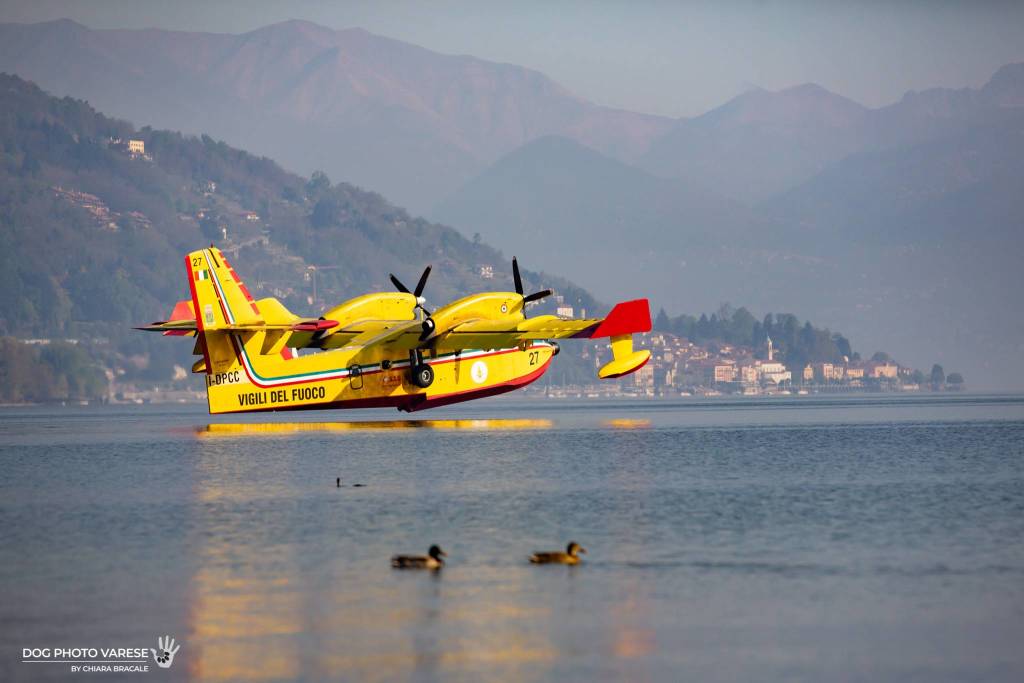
left=589, top=299, right=651, bottom=338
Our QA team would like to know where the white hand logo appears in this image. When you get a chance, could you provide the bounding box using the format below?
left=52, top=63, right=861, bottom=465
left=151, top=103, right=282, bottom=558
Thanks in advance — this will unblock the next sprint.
left=152, top=635, right=180, bottom=669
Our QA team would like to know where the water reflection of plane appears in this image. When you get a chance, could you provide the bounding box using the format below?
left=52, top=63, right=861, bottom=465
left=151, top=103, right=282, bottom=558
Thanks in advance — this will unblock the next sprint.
left=196, top=419, right=553, bottom=437
left=186, top=420, right=562, bottom=681
left=603, top=418, right=652, bottom=429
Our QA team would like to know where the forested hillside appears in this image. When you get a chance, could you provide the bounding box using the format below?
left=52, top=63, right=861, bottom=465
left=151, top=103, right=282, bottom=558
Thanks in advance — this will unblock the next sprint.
left=0, top=73, right=603, bottom=387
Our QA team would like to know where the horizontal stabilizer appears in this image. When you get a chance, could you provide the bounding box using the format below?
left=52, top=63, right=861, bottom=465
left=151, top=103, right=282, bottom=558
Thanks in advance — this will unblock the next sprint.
left=137, top=293, right=335, bottom=337
left=133, top=299, right=197, bottom=334
left=168, top=299, right=195, bottom=323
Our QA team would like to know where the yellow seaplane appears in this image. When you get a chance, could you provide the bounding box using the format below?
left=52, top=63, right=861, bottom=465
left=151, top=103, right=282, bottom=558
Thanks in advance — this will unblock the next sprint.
left=137, top=246, right=651, bottom=414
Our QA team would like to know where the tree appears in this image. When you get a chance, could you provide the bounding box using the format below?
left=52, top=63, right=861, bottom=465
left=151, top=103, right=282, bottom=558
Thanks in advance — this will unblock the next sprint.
left=833, top=334, right=852, bottom=360
left=730, top=307, right=756, bottom=344
left=20, top=150, right=41, bottom=175
left=781, top=315, right=799, bottom=351
left=305, top=170, right=331, bottom=196
left=930, top=364, right=945, bottom=389
left=696, top=313, right=710, bottom=340
left=199, top=212, right=222, bottom=240
left=871, top=351, right=892, bottom=363
left=654, top=307, right=670, bottom=331
left=946, top=372, right=964, bottom=386
left=799, top=321, right=816, bottom=353
left=310, top=197, right=342, bottom=229
left=751, top=321, right=764, bottom=348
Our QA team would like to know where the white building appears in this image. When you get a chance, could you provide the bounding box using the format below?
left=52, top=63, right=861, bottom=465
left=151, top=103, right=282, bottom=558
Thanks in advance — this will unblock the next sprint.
left=759, top=361, right=792, bottom=385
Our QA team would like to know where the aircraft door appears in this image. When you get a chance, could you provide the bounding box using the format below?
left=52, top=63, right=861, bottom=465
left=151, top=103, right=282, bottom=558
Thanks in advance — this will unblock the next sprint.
left=349, top=365, right=363, bottom=390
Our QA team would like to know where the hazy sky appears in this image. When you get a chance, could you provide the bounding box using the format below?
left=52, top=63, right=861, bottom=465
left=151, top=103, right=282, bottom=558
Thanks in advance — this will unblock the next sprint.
left=1, top=0, right=1022, bottom=118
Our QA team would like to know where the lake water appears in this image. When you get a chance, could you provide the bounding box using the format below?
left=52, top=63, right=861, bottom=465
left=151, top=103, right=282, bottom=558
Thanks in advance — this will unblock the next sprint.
left=1, top=394, right=1023, bottom=682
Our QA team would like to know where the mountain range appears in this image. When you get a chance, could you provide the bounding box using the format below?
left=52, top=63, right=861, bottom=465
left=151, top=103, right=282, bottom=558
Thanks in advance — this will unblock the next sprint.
left=0, top=19, right=1022, bottom=386
left=0, top=18, right=671, bottom=213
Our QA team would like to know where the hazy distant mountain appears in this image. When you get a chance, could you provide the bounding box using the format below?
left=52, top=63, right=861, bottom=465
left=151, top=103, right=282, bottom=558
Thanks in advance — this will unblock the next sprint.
left=637, top=83, right=871, bottom=202
left=755, top=71, right=1024, bottom=390
left=766, top=109, right=1024, bottom=248
left=639, top=64, right=1024, bottom=204
left=433, top=135, right=765, bottom=296
left=432, top=136, right=858, bottom=350
left=436, top=65, right=1024, bottom=388
left=0, top=19, right=672, bottom=212
left=760, top=65, right=1024, bottom=285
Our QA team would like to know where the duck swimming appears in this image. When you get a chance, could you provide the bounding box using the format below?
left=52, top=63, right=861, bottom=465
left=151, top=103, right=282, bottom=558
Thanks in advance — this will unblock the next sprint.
left=529, top=541, right=587, bottom=565
left=391, top=544, right=447, bottom=569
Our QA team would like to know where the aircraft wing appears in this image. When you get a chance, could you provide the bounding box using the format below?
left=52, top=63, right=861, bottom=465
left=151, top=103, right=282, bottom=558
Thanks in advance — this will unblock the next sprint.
left=324, top=300, right=651, bottom=359
left=432, top=299, right=652, bottom=378
left=434, top=299, right=652, bottom=349
left=331, top=319, right=424, bottom=350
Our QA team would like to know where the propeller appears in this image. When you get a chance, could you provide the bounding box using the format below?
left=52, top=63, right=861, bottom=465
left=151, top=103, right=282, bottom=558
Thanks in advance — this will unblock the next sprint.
left=389, top=265, right=431, bottom=308
left=389, top=265, right=435, bottom=341
left=512, top=256, right=552, bottom=305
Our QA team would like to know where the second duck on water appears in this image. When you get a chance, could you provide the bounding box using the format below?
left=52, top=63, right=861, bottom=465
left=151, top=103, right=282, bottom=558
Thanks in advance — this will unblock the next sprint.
left=529, top=541, right=587, bottom=565
left=391, top=544, right=447, bottom=569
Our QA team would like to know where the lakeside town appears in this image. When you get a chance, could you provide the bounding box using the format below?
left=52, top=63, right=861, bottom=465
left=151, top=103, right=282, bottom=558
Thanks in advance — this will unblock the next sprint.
left=2, top=327, right=964, bottom=407
left=525, top=332, right=964, bottom=400
left=6, top=313, right=966, bottom=409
